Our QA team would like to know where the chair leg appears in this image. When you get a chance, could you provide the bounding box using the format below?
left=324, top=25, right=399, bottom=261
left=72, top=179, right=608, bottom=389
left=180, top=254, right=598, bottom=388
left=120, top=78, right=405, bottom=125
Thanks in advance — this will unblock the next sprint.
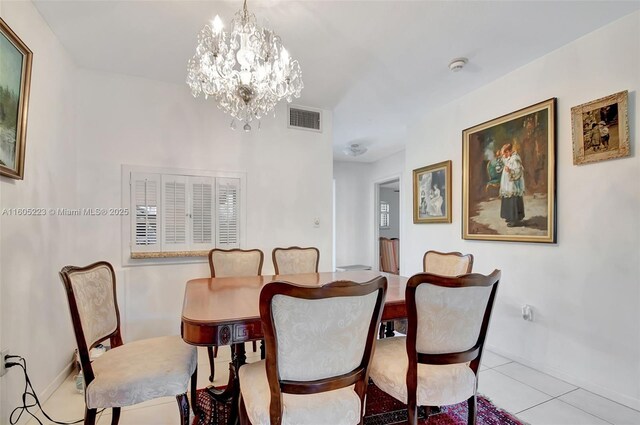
left=260, top=340, right=266, bottom=360
left=176, top=393, right=190, bottom=425
left=407, top=396, right=418, bottom=425
left=252, top=340, right=257, bottom=352
left=110, top=407, right=121, bottom=425
left=207, top=346, right=216, bottom=382
left=84, top=407, right=97, bottom=425
left=190, top=366, right=199, bottom=416
left=467, top=394, right=477, bottom=425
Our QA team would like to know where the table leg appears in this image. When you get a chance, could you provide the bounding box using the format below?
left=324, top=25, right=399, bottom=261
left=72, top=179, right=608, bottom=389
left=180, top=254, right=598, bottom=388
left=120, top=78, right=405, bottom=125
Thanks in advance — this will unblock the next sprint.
left=385, top=320, right=395, bottom=337
left=228, top=343, right=246, bottom=425
left=205, top=343, right=247, bottom=425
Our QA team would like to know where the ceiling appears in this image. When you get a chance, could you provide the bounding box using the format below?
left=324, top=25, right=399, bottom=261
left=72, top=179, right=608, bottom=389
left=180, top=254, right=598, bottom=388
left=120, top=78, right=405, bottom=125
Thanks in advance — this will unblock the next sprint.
left=33, top=1, right=639, bottom=162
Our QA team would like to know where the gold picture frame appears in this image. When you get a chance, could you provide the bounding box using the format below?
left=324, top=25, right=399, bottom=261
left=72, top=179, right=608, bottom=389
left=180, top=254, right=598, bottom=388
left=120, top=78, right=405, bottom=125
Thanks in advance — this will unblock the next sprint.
left=462, top=98, right=556, bottom=243
left=0, top=17, right=32, bottom=180
left=571, top=90, right=629, bottom=166
left=413, top=160, right=452, bottom=224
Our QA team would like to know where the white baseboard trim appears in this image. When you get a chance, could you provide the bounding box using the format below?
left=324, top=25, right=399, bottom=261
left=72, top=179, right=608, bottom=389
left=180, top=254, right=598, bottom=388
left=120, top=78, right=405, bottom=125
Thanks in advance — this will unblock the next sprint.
left=485, top=344, right=640, bottom=411
left=38, top=361, right=75, bottom=403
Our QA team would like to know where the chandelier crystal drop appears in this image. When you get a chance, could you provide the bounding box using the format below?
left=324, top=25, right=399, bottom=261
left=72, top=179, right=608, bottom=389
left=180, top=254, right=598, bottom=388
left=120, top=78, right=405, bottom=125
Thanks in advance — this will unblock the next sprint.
left=187, top=0, right=303, bottom=130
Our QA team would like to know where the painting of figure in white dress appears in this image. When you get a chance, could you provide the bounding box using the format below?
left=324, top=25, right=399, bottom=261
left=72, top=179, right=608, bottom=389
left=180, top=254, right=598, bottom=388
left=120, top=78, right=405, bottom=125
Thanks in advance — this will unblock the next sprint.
left=413, top=160, right=451, bottom=224
left=462, top=98, right=556, bottom=243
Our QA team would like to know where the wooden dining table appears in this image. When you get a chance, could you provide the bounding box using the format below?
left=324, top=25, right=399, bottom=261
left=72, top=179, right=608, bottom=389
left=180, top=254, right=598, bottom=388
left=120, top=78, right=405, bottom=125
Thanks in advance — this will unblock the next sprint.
left=181, top=270, right=409, bottom=424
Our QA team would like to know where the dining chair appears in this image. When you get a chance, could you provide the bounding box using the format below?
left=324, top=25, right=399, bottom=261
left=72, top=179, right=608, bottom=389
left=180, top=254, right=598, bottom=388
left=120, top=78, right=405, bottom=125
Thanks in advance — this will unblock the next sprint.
left=60, top=261, right=197, bottom=425
left=382, top=250, right=474, bottom=338
left=238, top=276, right=387, bottom=425
left=379, top=237, right=399, bottom=274
left=272, top=246, right=319, bottom=275
left=423, top=250, right=474, bottom=275
left=207, top=248, right=264, bottom=382
left=369, top=270, right=501, bottom=425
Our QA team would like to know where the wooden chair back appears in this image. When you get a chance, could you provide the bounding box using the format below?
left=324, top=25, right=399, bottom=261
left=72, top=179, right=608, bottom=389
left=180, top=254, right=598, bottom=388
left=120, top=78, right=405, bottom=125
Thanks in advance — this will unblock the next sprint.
left=209, top=248, right=264, bottom=277
left=422, top=250, right=473, bottom=275
left=259, top=277, right=387, bottom=425
left=59, top=261, right=123, bottom=386
left=272, top=246, right=319, bottom=275
left=380, top=237, right=399, bottom=274
left=406, top=271, right=501, bottom=383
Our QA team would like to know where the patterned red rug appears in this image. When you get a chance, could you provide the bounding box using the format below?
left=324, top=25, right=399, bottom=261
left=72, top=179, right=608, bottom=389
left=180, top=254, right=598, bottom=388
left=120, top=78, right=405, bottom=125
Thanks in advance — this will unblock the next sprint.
left=193, top=383, right=525, bottom=425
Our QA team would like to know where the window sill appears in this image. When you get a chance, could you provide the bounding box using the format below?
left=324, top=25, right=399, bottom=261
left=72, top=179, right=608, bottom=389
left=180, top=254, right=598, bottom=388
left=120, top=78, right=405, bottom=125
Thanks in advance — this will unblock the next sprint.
left=131, top=250, right=209, bottom=259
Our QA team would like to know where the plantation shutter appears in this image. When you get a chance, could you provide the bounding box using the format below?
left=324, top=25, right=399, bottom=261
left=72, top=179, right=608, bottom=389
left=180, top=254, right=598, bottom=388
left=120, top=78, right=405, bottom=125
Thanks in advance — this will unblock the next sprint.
left=130, top=173, right=161, bottom=253
left=190, top=177, right=215, bottom=249
left=162, top=175, right=189, bottom=251
left=216, top=177, right=240, bottom=248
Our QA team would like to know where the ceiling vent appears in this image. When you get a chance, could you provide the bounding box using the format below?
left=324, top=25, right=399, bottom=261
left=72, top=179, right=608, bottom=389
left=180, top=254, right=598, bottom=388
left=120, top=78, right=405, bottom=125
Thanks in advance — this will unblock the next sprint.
left=288, top=105, right=322, bottom=132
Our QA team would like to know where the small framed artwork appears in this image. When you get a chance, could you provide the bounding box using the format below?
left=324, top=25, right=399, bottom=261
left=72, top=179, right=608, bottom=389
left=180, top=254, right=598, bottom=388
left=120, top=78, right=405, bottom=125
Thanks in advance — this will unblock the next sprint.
left=0, top=17, right=32, bottom=180
left=462, top=98, right=556, bottom=243
left=413, top=160, right=451, bottom=224
left=571, top=90, right=629, bottom=165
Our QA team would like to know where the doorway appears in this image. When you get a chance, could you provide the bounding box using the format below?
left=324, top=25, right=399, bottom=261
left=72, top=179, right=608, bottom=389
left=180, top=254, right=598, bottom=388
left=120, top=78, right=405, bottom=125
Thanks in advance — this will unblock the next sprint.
left=374, top=177, right=401, bottom=273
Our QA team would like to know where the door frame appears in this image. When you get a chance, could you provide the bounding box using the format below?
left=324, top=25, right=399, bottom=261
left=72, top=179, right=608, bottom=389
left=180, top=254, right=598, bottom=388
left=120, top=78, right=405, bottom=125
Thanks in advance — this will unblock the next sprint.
left=372, top=174, right=402, bottom=272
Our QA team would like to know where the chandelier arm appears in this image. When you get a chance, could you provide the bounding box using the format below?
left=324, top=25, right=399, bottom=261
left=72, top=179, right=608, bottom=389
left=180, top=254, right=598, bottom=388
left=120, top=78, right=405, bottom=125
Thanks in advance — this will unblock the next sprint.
left=187, top=0, right=303, bottom=129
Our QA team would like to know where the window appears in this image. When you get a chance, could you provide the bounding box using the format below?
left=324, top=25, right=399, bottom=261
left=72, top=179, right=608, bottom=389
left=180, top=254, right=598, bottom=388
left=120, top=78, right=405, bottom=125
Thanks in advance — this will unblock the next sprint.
left=127, top=167, right=244, bottom=259
left=380, top=201, right=390, bottom=229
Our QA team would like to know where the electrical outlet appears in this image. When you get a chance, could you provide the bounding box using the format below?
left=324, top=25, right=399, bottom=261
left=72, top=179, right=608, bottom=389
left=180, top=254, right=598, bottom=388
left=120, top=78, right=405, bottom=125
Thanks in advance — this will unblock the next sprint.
left=0, top=349, right=9, bottom=377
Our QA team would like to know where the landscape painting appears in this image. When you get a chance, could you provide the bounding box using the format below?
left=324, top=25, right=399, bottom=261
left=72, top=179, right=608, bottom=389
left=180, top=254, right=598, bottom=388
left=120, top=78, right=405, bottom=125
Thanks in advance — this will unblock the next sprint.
left=0, top=18, right=32, bottom=180
left=462, top=98, right=556, bottom=243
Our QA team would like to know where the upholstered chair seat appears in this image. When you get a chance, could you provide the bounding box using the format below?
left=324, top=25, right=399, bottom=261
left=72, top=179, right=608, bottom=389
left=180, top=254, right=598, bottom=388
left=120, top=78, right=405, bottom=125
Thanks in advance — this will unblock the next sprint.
left=239, top=361, right=361, bottom=425
left=239, top=277, right=386, bottom=425
left=87, top=335, right=197, bottom=409
left=370, top=271, right=501, bottom=425
left=369, top=337, right=475, bottom=406
left=60, top=261, right=198, bottom=425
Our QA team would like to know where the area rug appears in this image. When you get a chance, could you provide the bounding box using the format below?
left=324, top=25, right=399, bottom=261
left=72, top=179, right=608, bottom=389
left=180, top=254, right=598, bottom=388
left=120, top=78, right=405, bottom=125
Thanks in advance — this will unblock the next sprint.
left=193, top=383, right=525, bottom=425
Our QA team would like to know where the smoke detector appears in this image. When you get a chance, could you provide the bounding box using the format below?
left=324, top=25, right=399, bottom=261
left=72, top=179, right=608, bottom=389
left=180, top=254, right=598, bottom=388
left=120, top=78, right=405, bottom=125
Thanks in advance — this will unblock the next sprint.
left=449, top=57, right=468, bottom=72
left=343, top=143, right=368, bottom=157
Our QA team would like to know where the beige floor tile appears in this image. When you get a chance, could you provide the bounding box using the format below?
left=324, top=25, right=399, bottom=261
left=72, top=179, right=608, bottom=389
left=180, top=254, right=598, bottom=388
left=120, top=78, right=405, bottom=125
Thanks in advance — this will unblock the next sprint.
left=559, top=389, right=640, bottom=425
left=478, top=369, right=552, bottom=414
left=494, top=362, right=577, bottom=397
left=98, top=400, right=179, bottom=425
left=481, top=350, right=512, bottom=368
left=518, top=399, right=611, bottom=425
left=26, top=373, right=94, bottom=425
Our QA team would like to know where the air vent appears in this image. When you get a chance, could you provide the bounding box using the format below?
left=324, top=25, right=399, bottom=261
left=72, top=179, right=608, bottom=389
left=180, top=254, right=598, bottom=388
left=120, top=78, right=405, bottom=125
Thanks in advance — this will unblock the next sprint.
left=288, top=106, right=322, bottom=132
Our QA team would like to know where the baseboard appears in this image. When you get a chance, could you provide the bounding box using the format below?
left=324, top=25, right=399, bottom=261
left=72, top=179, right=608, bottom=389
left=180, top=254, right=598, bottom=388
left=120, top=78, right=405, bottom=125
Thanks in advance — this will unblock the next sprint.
left=39, top=361, right=75, bottom=403
left=485, top=344, right=640, bottom=411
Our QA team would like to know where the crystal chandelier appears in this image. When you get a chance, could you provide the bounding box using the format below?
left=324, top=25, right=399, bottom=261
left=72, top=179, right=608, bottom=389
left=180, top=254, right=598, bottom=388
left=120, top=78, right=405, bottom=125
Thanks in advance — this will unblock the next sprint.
left=187, top=0, right=303, bottom=131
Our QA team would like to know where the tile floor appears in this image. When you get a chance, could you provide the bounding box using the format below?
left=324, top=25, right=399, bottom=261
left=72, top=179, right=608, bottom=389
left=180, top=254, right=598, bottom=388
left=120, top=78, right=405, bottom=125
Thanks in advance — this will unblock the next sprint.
left=24, top=346, right=640, bottom=425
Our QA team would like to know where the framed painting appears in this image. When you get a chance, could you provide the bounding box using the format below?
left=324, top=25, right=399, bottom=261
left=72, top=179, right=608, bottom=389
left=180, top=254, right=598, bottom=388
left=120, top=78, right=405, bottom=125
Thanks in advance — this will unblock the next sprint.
left=0, top=17, right=32, bottom=180
left=462, top=98, right=556, bottom=243
left=413, top=160, right=451, bottom=223
left=571, top=90, right=629, bottom=165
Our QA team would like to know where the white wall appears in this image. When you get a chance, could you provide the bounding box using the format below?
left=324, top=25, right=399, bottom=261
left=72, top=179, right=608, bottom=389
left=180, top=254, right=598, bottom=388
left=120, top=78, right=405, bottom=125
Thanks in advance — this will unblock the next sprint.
left=0, top=1, right=78, bottom=422
left=334, top=150, right=405, bottom=268
left=333, top=161, right=370, bottom=267
left=402, top=12, right=640, bottom=409
left=73, top=69, right=334, bottom=341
